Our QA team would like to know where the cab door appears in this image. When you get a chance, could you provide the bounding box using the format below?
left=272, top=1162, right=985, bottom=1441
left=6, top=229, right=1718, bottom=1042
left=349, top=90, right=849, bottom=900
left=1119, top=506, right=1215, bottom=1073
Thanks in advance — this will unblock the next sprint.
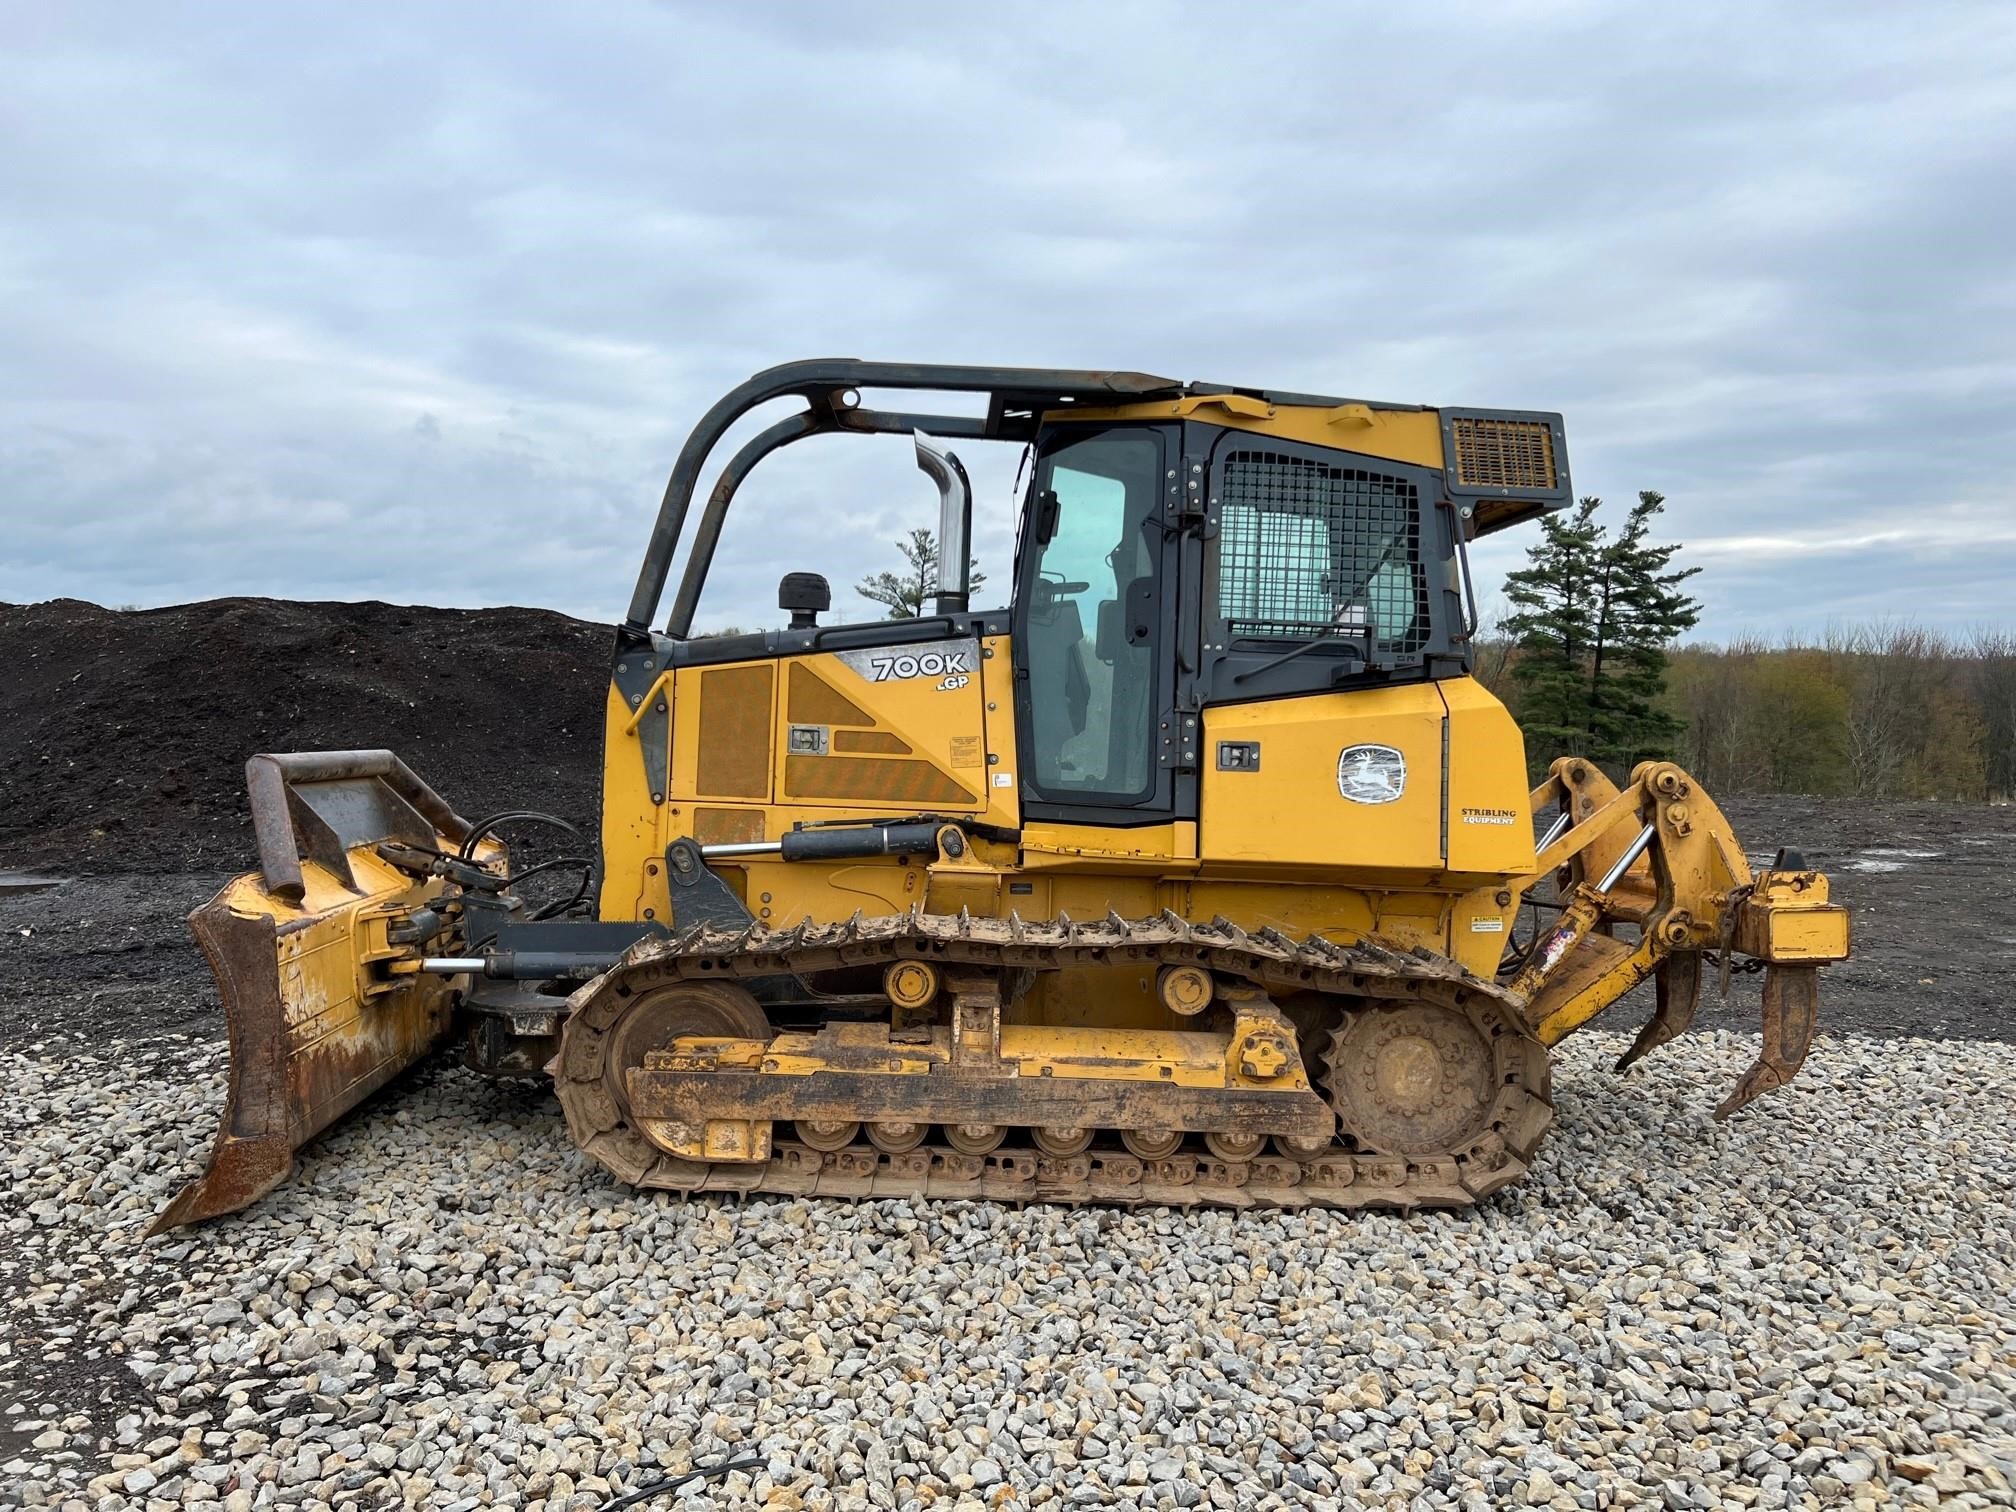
left=1011, top=424, right=1181, bottom=825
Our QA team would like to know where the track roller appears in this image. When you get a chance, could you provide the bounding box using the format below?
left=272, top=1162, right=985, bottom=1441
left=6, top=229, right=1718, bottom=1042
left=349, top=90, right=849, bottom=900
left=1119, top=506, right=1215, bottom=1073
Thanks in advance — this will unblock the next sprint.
left=946, top=1123, right=1006, bottom=1156
left=1122, top=1128, right=1183, bottom=1160
left=795, top=1119, right=860, bottom=1152
left=1273, top=1132, right=1332, bottom=1160
left=866, top=1121, right=927, bottom=1153
left=1204, top=1131, right=1265, bottom=1162
left=1033, top=1126, right=1092, bottom=1158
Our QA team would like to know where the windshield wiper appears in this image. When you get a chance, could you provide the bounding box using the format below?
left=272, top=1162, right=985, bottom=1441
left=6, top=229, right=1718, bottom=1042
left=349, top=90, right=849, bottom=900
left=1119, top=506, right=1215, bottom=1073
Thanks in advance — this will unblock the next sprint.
left=1230, top=614, right=1372, bottom=683
left=1230, top=539, right=1398, bottom=685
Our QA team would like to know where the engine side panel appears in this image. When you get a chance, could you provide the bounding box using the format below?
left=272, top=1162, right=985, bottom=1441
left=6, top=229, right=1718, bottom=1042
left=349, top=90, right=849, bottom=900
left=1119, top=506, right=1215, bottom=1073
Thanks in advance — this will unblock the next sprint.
left=1438, top=675, right=1537, bottom=878
left=1198, top=677, right=1532, bottom=881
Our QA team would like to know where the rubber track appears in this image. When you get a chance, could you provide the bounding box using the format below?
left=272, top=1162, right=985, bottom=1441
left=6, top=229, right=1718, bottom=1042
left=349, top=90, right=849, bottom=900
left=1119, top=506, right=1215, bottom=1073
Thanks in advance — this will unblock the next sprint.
left=554, top=908, right=1555, bottom=1210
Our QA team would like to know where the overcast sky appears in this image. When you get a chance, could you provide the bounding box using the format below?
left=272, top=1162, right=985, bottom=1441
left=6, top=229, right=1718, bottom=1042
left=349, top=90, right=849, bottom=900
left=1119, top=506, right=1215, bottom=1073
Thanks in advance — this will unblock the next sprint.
left=3, top=3, right=2014, bottom=641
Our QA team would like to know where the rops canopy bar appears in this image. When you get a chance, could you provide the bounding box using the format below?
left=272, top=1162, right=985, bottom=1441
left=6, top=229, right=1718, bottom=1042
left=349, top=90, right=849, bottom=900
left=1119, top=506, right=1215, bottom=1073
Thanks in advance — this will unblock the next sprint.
left=626, top=360, right=1209, bottom=637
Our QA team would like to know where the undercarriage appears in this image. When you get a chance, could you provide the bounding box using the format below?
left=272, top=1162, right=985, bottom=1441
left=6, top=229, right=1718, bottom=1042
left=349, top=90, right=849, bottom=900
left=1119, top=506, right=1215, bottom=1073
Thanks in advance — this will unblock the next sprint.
left=551, top=909, right=1554, bottom=1210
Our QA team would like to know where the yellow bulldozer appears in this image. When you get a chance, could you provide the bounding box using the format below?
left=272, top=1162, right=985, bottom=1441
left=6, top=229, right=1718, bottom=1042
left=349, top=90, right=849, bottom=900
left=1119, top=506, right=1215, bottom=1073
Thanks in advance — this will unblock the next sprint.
left=154, top=360, right=1849, bottom=1230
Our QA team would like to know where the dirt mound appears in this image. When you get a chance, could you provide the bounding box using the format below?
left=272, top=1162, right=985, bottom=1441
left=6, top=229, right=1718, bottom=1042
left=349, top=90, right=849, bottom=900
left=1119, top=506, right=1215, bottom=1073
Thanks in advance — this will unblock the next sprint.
left=0, top=598, right=611, bottom=873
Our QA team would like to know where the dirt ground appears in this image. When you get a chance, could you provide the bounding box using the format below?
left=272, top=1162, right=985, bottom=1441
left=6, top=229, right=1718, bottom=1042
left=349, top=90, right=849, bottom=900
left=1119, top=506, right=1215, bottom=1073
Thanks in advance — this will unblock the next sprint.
left=0, top=594, right=2009, bottom=1048
left=0, top=597, right=607, bottom=876
left=1712, top=793, right=2016, bottom=1042
left=0, top=592, right=2009, bottom=1049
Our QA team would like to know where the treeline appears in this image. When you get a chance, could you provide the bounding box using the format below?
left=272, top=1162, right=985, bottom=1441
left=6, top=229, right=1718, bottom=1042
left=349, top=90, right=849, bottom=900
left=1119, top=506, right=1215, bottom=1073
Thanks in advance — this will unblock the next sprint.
left=1478, top=625, right=2016, bottom=800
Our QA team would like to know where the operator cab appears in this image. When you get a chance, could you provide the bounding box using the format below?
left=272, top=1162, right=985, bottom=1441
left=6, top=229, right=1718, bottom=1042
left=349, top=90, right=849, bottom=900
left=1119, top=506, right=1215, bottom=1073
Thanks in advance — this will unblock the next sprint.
left=622, top=361, right=1568, bottom=830
left=1007, top=412, right=1469, bottom=823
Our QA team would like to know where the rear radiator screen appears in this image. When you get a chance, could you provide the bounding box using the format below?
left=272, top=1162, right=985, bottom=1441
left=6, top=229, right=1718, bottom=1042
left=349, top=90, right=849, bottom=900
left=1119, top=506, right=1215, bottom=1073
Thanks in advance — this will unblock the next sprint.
left=1449, top=416, right=1557, bottom=491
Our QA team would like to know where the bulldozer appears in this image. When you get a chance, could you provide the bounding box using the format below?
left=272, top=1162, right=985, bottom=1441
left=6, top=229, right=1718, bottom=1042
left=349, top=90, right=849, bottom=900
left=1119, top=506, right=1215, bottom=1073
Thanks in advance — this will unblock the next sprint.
left=153, top=360, right=1850, bottom=1231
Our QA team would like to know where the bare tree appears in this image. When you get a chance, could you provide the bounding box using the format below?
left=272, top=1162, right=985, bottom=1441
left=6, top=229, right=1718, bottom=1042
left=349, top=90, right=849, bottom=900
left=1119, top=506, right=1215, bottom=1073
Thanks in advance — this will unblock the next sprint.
left=1827, top=623, right=1934, bottom=796
left=1469, top=601, right=1515, bottom=694
left=1673, top=635, right=1769, bottom=791
left=1656, top=622, right=2010, bottom=800
left=1972, top=627, right=2016, bottom=799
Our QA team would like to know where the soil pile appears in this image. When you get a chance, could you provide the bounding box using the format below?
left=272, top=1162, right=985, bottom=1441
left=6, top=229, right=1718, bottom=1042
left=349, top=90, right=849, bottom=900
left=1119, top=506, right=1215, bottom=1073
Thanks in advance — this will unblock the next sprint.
left=0, top=598, right=611, bottom=873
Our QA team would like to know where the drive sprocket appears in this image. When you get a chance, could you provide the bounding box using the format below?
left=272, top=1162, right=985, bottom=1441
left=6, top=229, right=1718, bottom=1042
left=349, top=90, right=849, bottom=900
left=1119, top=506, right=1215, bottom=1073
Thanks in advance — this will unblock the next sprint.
left=1322, top=997, right=1553, bottom=1197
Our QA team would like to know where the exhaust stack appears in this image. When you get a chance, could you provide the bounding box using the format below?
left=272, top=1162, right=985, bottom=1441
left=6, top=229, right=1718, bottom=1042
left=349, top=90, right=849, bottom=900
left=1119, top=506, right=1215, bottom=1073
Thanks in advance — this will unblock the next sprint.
left=914, top=431, right=972, bottom=615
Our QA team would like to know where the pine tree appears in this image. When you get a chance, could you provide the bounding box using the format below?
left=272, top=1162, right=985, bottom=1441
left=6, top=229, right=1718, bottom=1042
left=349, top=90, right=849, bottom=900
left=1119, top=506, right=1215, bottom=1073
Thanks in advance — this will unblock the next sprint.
left=1502, top=491, right=1701, bottom=772
left=855, top=527, right=986, bottom=619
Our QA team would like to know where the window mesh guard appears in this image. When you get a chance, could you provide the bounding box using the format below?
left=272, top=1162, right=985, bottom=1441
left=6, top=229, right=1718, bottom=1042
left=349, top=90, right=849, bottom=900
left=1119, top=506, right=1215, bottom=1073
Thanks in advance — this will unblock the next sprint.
left=1215, top=451, right=1427, bottom=655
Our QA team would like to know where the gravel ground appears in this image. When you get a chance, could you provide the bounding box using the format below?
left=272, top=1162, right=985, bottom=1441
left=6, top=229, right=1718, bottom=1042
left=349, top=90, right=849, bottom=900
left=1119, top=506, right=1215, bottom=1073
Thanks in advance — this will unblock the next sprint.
left=5, top=1027, right=2013, bottom=1511
left=2, top=798, right=2010, bottom=1508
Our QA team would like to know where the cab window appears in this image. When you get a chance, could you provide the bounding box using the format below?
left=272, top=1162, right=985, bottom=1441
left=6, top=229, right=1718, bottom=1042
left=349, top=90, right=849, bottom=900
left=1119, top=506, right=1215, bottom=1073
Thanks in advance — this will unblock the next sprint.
left=1021, top=430, right=1162, bottom=801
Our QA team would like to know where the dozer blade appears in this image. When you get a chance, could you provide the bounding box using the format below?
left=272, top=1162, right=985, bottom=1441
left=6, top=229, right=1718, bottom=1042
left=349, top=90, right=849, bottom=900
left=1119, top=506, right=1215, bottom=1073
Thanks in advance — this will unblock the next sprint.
left=1614, top=950, right=1702, bottom=1073
left=151, top=752, right=476, bottom=1233
left=1714, top=963, right=1820, bottom=1121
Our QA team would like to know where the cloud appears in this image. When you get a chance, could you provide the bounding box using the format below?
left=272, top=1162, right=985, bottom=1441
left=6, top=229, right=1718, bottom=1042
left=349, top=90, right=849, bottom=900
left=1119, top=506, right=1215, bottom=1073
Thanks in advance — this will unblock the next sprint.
left=1684, top=508, right=2016, bottom=562
left=1, top=1, right=2014, bottom=640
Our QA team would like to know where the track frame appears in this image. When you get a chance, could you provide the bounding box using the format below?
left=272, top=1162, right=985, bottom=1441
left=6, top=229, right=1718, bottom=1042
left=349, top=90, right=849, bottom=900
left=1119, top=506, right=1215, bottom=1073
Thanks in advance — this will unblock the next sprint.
left=553, top=908, right=1555, bottom=1210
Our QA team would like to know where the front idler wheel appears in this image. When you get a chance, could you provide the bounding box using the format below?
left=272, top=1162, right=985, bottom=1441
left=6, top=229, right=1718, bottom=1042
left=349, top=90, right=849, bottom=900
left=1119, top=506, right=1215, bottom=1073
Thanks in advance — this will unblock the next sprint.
left=554, top=978, right=769, bottom=1188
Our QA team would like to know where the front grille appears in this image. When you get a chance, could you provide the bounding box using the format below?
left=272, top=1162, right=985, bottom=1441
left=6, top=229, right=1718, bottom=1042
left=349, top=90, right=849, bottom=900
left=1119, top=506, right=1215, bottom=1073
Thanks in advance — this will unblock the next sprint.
left=785, top=755, right=976, bottom=805
left=1216, top=450, right=1427, bottom=654
left=1450, top=416, right=1556, bottom=490
left=697, top=664, right=774, bottom=797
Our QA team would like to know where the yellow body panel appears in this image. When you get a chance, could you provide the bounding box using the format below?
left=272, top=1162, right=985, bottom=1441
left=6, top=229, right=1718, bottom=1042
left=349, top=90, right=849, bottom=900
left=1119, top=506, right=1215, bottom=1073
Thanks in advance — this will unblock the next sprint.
left=598, top=632, right=1541, bottom=988
left=1199, top=677, right=1532, bottom=887
left=1022, top=819, right=1197, bottom=869
left=770, top=642, right=988, bottom=811
left=600, top=681, right=667, bottom=920
left=1439, top=676, right=1537, bottom=878
left=1202, top=686, right=1445, bottom=877
left=1050, top=397, right=1448, bottom=471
